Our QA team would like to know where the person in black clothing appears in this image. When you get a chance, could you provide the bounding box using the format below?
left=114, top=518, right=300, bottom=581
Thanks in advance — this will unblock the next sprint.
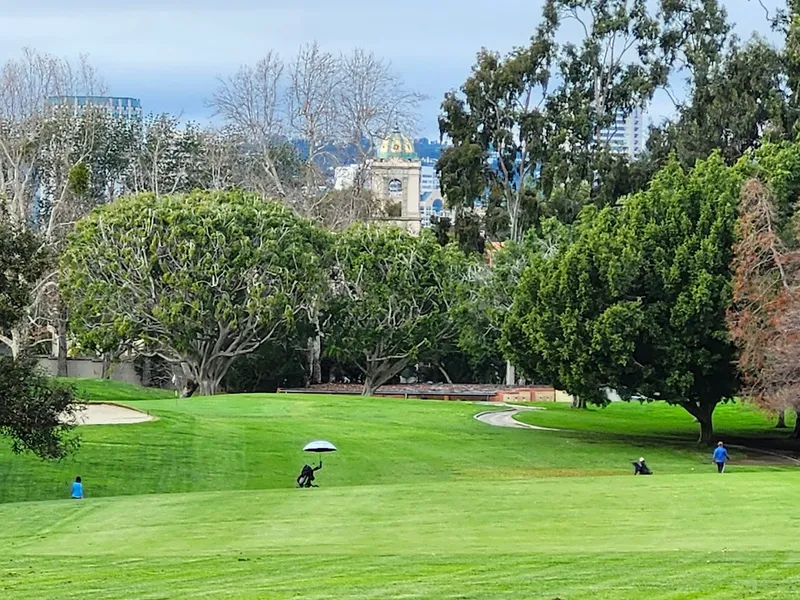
left=632, top=457, right=653, bottom=475
left=296, top=461, right=322, bottom=487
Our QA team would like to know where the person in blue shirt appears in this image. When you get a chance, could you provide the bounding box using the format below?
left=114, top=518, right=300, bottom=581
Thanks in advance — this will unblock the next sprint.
left=71, top=476, right=84, bottom=499
left=712, top=442, right=729, bottom=473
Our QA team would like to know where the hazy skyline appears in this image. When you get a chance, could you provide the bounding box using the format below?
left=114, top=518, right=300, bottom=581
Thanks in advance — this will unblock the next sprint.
left=0, top=0, right=784, bottom=138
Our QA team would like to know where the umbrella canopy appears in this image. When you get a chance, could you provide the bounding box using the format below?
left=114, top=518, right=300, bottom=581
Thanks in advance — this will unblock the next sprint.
left=303, top=440, right=337, bottom=453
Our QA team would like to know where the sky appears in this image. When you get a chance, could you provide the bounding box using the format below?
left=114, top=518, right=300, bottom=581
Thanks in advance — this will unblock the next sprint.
left=0, top=0, right=786, bottom=138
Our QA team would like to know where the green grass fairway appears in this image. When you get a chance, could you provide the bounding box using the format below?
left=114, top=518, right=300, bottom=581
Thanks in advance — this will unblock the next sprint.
left=2, top=475, right=799, bottom=599
left=1, top=379, right=799, bottom=599
left=515, top=400, right=798, bottom=441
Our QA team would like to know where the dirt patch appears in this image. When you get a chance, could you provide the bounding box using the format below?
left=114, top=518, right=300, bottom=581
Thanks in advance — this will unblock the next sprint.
left=66, top=403, right=155, bottom=426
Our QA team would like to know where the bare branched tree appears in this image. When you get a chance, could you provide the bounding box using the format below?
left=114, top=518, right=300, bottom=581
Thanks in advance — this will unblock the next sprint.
left=728, top=179, right=800, bottom=437
left=0, top=49, right=109, bottom=361
left=124, top=114, right=205, bottom=196
left=336, top=48, right=424, bottom=163
left=210, top=52, right=288, bottom=198
left=210, top=44, right=424, bottom=225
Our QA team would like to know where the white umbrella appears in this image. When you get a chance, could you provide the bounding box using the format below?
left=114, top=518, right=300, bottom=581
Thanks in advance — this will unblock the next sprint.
left=303, top=440, right=337, bottom=453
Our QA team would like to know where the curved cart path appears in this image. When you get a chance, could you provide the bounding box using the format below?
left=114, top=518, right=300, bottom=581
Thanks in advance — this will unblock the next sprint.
left=474, top=404, right=800, bottom=466
left=474, top=405, right=565, bottom=432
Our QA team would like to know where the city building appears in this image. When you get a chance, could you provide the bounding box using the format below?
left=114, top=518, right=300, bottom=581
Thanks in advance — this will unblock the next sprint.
left=420, top=162, right=440, bottom=194
left=597, top=107, right=645, bottom=159
left=419, top=189, right=446, bottom=228
left=47, top=96, right=143, bottom=120
left=333, top=164, right=359, bottom=190
left=371, top=130, right=423, bottom=234
left=333, top=130, right=451, bottom=233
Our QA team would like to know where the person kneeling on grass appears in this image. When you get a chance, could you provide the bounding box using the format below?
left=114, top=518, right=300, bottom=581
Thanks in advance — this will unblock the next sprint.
left=71, top=476, right=83, bottom=499
left=632, top=457, right=652, bottom=475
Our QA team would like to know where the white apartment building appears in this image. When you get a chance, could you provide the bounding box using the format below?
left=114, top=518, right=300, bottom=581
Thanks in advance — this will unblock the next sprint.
left=598, top=107, right=645, bottom=159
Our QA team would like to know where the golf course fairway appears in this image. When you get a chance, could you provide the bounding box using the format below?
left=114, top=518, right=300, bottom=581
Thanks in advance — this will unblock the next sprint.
left=1, top=380, right=798, bottom=599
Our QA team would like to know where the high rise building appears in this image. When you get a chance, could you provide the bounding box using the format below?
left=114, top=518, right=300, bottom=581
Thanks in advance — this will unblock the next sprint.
left=419, top=162, right=440, bottom=193
left=47, top=96, right=142, bottom=121
left=597, top=107, right=645, bottom=159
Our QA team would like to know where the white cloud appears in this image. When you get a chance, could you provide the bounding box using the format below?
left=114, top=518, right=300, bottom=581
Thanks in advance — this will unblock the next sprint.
left=0, top=0, right=785, bottom=137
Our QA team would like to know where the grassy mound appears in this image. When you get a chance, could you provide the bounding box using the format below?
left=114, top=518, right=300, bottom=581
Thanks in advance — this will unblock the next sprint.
left=2, top=380, right=799, bottom=599
left=2, top=389, right=795, bottom=504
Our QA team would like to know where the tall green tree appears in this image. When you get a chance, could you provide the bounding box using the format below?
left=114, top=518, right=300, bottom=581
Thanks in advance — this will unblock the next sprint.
left=540, top=0, right=667, bottom=202
left=61, top=190, right=329, bottom=395
left=438, top=15, right=556, bottom=243
left=324, top=225, right=469, bottom=396
left=505, top=154, right=741, bottom=443
left=439, top=0, right=672, bottom=241
left=0, top=220, right=76, bottom=458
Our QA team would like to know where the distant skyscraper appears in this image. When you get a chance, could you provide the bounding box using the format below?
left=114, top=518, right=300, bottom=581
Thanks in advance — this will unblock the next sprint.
left=419, top=163, right=440, bottom=193
left=598, top=107, right=645, bottom=159
left=47, top=96, right=142, bottom=121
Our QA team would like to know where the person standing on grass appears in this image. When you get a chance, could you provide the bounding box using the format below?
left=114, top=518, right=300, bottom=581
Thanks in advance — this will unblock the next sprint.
left=71, top=476, right=84, bottom=499
left=712, top=442, right=729, bottom=473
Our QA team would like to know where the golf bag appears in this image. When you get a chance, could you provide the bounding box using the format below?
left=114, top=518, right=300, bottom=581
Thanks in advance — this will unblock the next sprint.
left=632, top=461, right=652, bottom=475
left=296, top=463, right=321, bottom=488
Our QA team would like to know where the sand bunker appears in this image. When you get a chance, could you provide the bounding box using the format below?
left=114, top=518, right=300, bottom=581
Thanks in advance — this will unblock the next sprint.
left=69, top=403, right=155, bottom=426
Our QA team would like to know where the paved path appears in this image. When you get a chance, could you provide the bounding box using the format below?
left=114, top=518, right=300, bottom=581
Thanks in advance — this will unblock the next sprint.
left=474, top=405, right=564, bottom=431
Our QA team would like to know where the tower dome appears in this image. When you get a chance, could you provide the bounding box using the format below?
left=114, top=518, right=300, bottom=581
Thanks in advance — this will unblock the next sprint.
left=376, top=129, right=417, bottom=160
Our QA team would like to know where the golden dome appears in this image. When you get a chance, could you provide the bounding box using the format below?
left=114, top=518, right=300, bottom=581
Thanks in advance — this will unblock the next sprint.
left=376, top=129, right=417, bottom=160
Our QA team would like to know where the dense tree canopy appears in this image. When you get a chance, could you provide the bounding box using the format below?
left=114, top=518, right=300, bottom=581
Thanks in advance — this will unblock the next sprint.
left=61, top=190, right=329, bottom=395
left=438, top=0, right=672, bottom=242
left=0, top=220, right=76, bottom=459
left=504, top=155, right=742, bottom=443
left=324, top=225, right=470, bottom=395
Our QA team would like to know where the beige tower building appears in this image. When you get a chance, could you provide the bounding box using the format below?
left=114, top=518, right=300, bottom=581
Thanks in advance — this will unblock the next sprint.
left=371, top=130, right=422, bottom=234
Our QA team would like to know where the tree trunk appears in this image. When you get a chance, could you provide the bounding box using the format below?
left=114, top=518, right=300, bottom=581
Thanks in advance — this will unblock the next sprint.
left=307, top=335, right=322, bottom=385
left=682, top=401, right=717, bottom=445
left=698, top=417, right=714, bottom=446
left=10, top=325, right=25, bottom=359
left=505, top=361, right=516, bottom=386
left=793, top=410, right=800, bottom=440
left=776, top=409, right=787, bottom=429
left=141, top=358, right=152, bottom=387
left=101, top=353, right=111, bottom=379
left=571, top=395, right=586, bottom=409
left=362, top=358, right=410, bottom=397
left=194, top=358, right=234, bottom=396
left=363, top=379, right=375, bottom=398
left=56, top=305, right=68, bottom=378
left=196, top=379, right=215, bottom=396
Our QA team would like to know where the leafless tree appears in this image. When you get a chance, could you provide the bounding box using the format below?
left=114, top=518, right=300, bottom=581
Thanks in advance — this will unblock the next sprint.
left=123, top=114, right=205, bottom=196
left=197, top=126, right=247, bottom=191
left=0, top=49, right=108, bottom=362
left=210, top=52, right=287, bottom=198
left=210, top=44, right=424, bottom=222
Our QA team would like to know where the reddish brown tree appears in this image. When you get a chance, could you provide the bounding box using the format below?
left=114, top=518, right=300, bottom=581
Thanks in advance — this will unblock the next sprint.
left=728, top=179, right=800, bottom=437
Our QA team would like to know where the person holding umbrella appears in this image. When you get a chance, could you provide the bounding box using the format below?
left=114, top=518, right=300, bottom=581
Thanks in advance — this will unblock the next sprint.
left=296, top=440, right=337, bottom=488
